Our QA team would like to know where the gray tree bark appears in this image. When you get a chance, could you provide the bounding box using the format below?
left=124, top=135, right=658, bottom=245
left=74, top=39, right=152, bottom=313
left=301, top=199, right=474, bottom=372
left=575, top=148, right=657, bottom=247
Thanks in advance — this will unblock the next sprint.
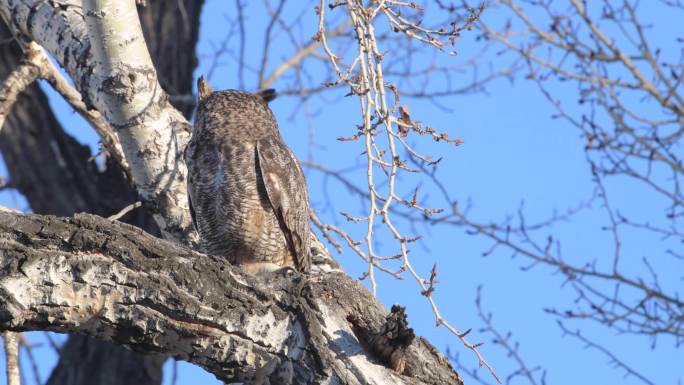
left=0, top=20, right=166, bottom=385
left=0, top=0, right=196, bottom=244
left=0, top=211, right=463, bottom=385
left=0, top=1, right=204, bottom=384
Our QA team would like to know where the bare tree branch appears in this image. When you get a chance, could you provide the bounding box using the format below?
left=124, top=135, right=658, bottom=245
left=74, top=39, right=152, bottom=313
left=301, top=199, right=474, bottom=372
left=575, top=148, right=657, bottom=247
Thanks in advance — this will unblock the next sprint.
left=454, top=0, right=684, bottom=347
left=557, top=322, right=655, bottom=385
left=17, top=333, right=41, bottom=385
left=0, top=43, right=40, bottom=132
left=315, top=2, right=501, bottom=380
left=3, top=332, right=19, bottom=385
left=0, top=0, right=195, bottom=244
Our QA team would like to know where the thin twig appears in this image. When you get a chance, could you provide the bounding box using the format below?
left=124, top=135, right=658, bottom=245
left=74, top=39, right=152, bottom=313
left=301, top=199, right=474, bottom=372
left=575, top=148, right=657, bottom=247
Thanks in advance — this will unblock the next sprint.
left=18, top=334, right=42, bottom=385
left=3, top=332, right=20, bottom=385
left=108, top=201, right=143, bottom=221
left=318, top=1, right=499, bottom=381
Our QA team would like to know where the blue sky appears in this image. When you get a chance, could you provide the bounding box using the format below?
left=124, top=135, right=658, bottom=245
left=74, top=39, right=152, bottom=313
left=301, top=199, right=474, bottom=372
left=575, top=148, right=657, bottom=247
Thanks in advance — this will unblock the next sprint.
left=1, top=1, right=681, bottom=385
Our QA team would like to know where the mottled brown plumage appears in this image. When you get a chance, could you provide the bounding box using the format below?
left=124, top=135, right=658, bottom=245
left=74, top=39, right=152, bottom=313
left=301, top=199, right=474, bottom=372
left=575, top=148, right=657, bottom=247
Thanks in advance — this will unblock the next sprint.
left=185, top=77, right=311, bottom=272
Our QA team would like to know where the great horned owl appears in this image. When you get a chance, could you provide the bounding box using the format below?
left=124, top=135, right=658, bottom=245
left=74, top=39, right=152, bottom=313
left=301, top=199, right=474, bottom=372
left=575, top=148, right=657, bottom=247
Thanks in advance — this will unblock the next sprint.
left=184, top=77, right=311, bottom=273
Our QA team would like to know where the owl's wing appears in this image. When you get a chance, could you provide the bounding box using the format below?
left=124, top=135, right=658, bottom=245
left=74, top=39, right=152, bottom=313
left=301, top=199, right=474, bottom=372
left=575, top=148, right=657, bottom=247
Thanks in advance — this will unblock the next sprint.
left=184, top=146, right=199, bottom=232
left=256, top=137, right=311, bottom=272
left=188, top=190, right=198, bottom=232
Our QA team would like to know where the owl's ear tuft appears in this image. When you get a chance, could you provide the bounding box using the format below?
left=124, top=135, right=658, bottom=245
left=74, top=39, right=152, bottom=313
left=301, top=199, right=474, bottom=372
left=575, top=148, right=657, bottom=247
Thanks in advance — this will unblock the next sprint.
left=256, top=88, right=277, bottom=103
left=197, top=75, right=213, bottom=103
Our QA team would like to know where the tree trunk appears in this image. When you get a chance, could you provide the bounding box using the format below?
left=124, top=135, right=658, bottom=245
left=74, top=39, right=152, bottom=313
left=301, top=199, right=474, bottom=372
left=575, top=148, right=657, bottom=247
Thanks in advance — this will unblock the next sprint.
left=0, top=1, right=203, bottom=384
left=138, top=1, right=203, bottom=118
left=0, top=20, right=165, bottom=385
left=0, top=0, right=196, bottom=243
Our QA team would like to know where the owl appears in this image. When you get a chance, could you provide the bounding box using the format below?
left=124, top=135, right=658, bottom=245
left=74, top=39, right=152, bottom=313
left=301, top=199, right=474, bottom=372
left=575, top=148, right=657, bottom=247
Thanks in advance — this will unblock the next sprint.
left=184, top=76, right=311, bottom=273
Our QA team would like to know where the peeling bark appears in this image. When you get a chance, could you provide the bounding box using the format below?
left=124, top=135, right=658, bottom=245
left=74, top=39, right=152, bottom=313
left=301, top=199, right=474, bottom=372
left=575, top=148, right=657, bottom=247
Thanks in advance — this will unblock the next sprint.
left=82, top=0, right=194, bottom=243
left=0, top=0, right=195, bottom=244
left=0, top=0, right=204, bottom=383
left=0, top=211, right=462, bottom=385
left=0, top=7, right=185, bottom=385
left=349, top=305, right=416, bottom=374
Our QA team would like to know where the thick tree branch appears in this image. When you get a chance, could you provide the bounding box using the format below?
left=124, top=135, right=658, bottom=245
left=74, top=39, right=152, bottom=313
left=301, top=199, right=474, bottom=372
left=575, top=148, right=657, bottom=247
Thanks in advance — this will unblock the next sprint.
left=0, top=21, right=165, bottom=384
left=0, top=0, right=195, bottom=244
left=82, top=0, right=193, bottom=243
left=0, top=0, right=207, bottom=381
left=0, top=45, right=39, bottom=132
left=34, top=42, right=129, bottom=174
left=0, top=211, right=461, bottom=385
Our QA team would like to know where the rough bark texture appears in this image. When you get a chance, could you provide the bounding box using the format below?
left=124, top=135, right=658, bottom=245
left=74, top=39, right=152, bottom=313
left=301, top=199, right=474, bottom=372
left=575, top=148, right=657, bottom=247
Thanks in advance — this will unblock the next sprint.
left=0, top=0, right=196, bottom=244
left=0, top=0, right=203, bottom=383
left=138, top=0, right=202, bottom=118
left=0, top=19, right=165, bottom=385
left=0, top=211, right=462, bottom=385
